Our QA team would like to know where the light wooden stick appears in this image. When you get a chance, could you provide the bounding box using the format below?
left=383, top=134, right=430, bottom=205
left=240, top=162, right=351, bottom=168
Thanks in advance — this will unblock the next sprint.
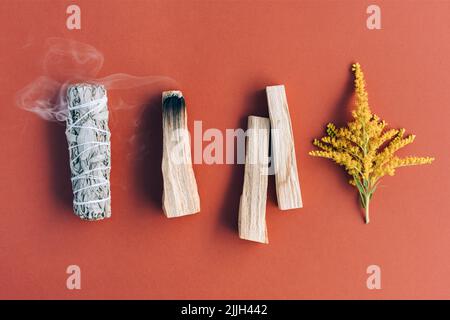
left=239, top=116, right=270, bottom=243
left=266, top=85, right=303, bottom=210
left=161, top=90, right=200, bottom=218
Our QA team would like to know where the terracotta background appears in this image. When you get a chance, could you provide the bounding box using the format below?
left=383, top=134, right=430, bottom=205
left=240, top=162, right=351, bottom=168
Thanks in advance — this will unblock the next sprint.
left=0, top=0, right=449, bottom=299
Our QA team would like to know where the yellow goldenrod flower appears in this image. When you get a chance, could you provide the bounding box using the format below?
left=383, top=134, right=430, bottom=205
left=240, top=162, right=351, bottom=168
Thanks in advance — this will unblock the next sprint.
left=309, top=63, right=434, bottom=224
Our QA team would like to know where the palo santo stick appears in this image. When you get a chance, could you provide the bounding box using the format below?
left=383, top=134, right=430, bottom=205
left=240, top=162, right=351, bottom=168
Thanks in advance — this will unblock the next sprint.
left=239, top=116, right=270, bottom=244
left=66, top=84, right=111, bottom=220
left=161, top=90, right=200, bottom=218
left=266, top=85, right=303, bottom=210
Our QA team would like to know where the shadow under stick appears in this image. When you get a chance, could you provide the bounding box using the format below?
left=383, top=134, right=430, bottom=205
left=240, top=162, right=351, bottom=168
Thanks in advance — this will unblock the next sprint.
left=266, top=85, right=303, bottom=210
left=161, top=91, right=200, bottom=218
left=66, top=84, right=111, bottom=220
left=239, top=116, right=270, bottom=244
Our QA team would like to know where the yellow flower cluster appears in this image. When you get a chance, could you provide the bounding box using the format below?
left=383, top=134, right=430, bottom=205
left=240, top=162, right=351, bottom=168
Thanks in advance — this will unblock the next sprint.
left=309, top=63, right=434, bottom=224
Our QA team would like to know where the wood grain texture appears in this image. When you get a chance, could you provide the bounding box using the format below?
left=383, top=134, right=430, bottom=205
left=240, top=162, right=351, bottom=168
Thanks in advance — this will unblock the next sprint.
left=161, top=91, right=200, bottom=218
left=239, top=116, right=270, bottom=243
left=266, top=85, right=303, bottom=210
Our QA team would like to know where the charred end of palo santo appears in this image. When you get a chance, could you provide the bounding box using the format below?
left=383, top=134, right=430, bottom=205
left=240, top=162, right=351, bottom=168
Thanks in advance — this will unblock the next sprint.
left=162, top=90, right=185, bottom=124
left=266, top=84, right=303, bottom=210
left=66, top=83, right=111, bottom=221
left=161, top=90, right=200, bottom=218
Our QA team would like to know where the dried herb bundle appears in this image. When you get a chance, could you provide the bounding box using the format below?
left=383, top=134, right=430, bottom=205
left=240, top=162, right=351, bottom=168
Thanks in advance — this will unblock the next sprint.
left=66, top=84, right=111, bottom=220
left=309, top=63, right=434, bottom=223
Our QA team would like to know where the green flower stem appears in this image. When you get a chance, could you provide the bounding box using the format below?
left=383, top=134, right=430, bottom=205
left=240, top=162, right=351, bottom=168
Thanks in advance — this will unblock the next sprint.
left=354, top=176, right=372, bottom=224
left=364, top=194, right=370, bottom=224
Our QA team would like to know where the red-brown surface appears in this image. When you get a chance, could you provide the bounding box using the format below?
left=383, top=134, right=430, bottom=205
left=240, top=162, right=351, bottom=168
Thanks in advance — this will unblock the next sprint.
left=0, top=0, right=449, bottom=299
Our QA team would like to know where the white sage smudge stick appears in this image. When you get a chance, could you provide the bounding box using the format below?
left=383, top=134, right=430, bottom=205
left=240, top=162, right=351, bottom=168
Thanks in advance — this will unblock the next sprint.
left=66, top=84, right=111, bottom=220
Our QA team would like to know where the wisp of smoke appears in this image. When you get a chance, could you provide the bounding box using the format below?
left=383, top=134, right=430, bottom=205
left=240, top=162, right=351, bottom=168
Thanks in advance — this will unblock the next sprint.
left=16, top=37, right=175, bottom=121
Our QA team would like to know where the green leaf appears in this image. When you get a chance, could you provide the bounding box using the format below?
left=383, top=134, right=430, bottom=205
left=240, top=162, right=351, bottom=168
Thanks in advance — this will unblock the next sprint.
left=368, top=182, right=380, bottom=200
left=359, top=193, right=366, bottom=208
left=354, top=177, right=366, bottom=194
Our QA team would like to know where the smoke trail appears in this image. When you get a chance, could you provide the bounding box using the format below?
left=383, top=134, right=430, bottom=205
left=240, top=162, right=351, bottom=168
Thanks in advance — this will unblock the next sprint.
left=16, top=37, right=175, bottom=121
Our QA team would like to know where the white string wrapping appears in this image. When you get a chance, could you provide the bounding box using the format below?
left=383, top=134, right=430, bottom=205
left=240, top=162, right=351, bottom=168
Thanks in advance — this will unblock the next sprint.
left=66, top=84, right=111, bottom=220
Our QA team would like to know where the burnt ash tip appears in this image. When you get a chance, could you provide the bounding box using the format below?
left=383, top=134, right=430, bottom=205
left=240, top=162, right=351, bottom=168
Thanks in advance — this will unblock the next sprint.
left=162, top=92, right=185, bottom=119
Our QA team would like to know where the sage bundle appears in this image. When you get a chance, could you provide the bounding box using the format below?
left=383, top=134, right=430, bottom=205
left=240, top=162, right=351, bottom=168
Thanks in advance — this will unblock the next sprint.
left=66, top=84, right=111, bottom=220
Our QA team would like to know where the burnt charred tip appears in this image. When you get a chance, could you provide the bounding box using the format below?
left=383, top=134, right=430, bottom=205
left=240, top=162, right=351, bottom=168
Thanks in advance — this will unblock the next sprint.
left=162, top=91, right=185, bottom=118
left=162, top=90, right=183, bottom=100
